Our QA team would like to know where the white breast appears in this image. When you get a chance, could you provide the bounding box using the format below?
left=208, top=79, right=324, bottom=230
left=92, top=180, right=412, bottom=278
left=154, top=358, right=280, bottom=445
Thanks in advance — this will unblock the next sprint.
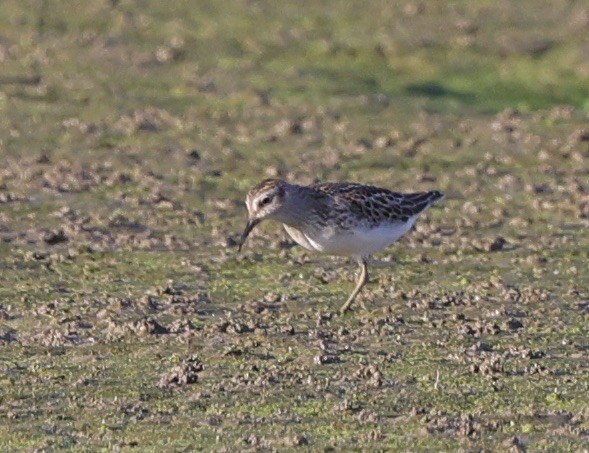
left=283, top=215, right=419, bottom=257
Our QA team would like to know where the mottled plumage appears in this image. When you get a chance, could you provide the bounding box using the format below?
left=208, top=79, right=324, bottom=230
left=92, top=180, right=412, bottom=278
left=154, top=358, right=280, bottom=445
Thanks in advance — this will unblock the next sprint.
left=310, top=181, right=444, bottom=226
left=238, top=179, right=444, bottom=313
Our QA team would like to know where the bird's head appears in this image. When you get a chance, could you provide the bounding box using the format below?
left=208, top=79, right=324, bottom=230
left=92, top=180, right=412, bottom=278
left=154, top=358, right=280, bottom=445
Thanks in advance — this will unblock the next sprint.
left=238, top=179, right=287, bottom=251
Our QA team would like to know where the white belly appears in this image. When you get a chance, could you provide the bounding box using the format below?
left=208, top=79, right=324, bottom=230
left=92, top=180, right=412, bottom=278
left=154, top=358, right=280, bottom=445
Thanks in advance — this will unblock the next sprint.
left=283, top=216, right=418, bottom=257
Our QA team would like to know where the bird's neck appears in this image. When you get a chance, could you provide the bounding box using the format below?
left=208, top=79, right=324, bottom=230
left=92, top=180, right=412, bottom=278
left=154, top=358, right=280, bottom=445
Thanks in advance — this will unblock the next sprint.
left=275, top=185, right=328, bottom=230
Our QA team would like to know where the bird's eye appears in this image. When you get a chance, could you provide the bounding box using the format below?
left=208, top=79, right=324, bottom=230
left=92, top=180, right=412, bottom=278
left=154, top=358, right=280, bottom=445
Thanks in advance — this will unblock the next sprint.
left=259, top=196, right=272, bottom=207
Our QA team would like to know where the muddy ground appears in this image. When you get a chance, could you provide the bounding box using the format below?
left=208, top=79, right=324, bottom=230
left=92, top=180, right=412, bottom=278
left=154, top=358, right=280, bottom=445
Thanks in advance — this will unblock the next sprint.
left=0, top=0, right=588, bottom=450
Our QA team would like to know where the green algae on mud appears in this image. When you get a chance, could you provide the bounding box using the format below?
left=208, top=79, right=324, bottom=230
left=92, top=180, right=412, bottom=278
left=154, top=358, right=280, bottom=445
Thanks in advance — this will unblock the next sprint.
left=1, top=0, right=589, bottom=450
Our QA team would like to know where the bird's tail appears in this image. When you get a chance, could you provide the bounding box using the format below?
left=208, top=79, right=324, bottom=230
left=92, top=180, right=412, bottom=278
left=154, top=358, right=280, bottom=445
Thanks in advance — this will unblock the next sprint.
left=405, top=190, right=445, bottom=215
left=427, top=190, right=445, bottom=204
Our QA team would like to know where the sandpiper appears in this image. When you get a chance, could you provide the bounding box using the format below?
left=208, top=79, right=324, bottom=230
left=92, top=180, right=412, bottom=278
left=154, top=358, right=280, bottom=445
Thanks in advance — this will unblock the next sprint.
left=238, top=179, right=444, bottom=313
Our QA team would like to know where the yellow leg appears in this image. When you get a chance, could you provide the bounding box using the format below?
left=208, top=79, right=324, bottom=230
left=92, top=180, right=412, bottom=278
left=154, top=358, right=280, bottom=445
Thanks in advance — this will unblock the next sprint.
left=339, top=259, right=368, bottom=314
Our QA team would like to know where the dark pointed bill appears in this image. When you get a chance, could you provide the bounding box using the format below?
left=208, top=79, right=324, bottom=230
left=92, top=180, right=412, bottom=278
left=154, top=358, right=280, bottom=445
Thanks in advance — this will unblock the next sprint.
left=237, top=218, right=261, bottom=252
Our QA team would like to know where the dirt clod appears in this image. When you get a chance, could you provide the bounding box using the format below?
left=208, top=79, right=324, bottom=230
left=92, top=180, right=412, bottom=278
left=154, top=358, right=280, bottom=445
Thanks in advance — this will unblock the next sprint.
left=159, top=355, right=203, bottom=388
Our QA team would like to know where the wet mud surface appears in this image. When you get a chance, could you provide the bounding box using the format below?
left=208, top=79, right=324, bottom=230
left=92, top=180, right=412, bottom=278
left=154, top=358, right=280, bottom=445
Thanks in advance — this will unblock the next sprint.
left=0, top=0, right=588, bottom=450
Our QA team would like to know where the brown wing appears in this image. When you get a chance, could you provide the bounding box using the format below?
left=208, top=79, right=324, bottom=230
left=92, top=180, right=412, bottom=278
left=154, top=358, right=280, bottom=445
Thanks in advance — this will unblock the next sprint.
left=311, top=182, right=443, bottom=224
